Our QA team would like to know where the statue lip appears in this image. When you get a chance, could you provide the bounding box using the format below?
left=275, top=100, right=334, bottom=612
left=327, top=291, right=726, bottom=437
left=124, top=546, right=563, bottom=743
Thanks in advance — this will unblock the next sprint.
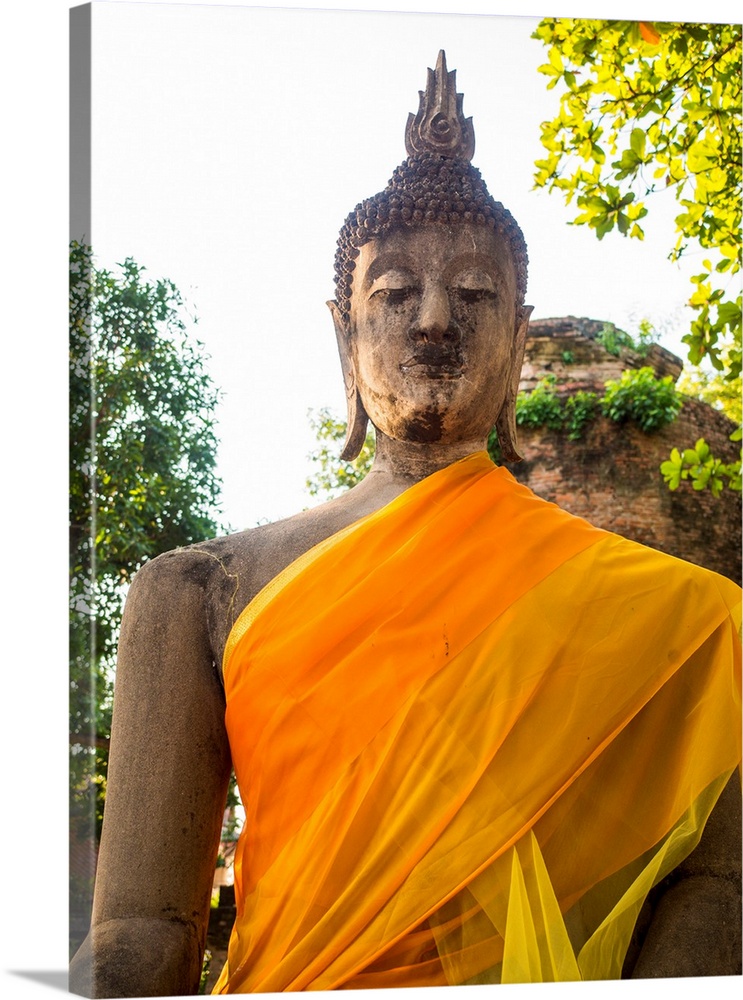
left=400, top=346, right=464, bottom=379
left=400, top=361, right=463, bottom=379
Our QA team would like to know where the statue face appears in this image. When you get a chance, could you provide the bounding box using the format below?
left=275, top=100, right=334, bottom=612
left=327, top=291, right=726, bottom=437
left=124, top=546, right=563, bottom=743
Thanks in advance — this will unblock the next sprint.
left=346, top=223, right=521, bottom=445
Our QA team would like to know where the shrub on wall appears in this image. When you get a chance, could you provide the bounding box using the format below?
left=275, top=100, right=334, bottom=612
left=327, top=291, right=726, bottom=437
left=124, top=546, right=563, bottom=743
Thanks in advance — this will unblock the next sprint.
left=513, top=367, right=682, bottom=442
left=515, top=375, right=564, bottom=431
left=563, top=391, right=600, bottom=440
left=600, top=368, right=683, bottom=432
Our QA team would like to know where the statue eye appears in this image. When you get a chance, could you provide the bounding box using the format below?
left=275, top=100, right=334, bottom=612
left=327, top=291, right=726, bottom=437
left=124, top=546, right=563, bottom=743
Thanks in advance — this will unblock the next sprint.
left=372, top=286, right=418, bottom=305
left=453, top=287, right=497, bottom=305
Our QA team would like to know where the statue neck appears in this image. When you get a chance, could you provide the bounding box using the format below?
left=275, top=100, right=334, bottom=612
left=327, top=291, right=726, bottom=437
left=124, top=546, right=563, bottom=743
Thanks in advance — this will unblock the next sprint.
left=368, top=431, right=489, bottom=484
left=324, top=430, right=489, bottom=523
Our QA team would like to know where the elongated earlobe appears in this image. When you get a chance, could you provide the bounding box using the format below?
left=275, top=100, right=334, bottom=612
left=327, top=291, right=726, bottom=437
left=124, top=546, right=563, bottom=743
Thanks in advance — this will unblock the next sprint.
left=341, top=384, right=370, bottom=462
left=494, top=305, right=532, bottom=463
left=327, top=300, right=370, bottom=462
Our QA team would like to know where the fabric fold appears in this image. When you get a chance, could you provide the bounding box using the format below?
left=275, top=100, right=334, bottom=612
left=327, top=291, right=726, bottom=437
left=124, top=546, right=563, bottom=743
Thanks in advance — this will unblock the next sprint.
left=214, top=452, right=741, bottom=992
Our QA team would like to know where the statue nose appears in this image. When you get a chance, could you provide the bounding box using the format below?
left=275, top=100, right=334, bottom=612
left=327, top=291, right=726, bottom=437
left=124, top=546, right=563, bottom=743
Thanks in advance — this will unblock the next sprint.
left=410, top=282, right=458, bottom=344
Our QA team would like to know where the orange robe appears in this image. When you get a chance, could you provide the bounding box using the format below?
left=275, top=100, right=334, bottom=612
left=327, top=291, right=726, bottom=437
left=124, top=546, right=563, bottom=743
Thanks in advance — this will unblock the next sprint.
left=213, top=452, right=741, bottom=992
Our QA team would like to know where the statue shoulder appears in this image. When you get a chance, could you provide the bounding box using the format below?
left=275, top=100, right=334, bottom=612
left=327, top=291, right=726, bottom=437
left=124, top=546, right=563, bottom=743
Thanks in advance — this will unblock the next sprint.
left=126, top=533, right=243, bottom=616
left=123, top=529, right=263, bottom=667
left=125, top=501, right=358, bottom=665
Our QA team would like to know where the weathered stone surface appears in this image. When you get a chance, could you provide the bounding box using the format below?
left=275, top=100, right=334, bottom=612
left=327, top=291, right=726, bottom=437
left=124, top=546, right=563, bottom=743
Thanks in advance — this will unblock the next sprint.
left=631, top=877, right=742, bottom=979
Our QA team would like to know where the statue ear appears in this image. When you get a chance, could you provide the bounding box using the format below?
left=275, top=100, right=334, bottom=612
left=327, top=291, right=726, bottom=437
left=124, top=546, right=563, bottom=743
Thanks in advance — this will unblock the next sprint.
left=494, top=304, right=532, bottom=463
left=327, top=300, right=370, bottom=462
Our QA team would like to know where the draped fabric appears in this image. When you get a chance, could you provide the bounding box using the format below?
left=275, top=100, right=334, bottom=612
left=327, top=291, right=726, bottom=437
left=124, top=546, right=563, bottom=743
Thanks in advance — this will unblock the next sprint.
left=213, top=452, right=741, bottom=993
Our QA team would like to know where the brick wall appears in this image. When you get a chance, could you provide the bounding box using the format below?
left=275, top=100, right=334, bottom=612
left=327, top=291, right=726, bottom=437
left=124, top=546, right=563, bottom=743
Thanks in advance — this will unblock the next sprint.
left=504, top=317, right=741, bottom=583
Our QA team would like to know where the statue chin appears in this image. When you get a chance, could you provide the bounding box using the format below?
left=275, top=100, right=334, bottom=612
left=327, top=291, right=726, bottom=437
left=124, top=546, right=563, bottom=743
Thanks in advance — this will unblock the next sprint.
left=399, top=410, right=444, bottom=445
left=362, top=381, right=501, bottom=452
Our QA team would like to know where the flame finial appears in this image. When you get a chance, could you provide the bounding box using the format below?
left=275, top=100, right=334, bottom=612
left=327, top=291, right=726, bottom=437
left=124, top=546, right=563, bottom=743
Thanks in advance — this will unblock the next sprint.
left=405, top=50, right=475, bottom=161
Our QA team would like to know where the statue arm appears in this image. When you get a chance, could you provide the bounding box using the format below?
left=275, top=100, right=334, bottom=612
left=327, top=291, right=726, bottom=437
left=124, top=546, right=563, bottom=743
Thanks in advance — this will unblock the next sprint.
left=69, top=551, right=233, bottom=998
left=629, top=773, right=742, bottom=978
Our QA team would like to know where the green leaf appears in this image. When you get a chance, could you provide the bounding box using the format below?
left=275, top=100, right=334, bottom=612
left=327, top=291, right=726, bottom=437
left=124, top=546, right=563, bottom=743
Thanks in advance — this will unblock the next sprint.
left=549, top=46, right=564, bottom=72
left=629, top=128, right=646, bottom=158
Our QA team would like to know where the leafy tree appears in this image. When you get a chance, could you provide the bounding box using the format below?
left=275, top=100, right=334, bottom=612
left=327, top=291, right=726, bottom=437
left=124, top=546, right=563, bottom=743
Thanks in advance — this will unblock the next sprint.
left=532, top=18, right=741, bottom=492
left=305, top=408, right=375, bottom=498
left=69, top=242, right=226, bottom=947
left=677, top=354, right=742, bottom=423
left=661, top=434, right=742, bottom=497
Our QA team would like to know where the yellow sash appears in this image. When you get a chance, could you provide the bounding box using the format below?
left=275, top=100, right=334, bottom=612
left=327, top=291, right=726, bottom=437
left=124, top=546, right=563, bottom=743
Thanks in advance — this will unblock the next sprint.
left=214, top=453, right=741, bottom=992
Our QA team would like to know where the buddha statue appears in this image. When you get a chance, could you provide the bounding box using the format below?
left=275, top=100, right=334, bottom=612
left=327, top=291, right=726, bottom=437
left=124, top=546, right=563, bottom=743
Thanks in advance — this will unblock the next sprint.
left=69, top=52, right=741, bottom=997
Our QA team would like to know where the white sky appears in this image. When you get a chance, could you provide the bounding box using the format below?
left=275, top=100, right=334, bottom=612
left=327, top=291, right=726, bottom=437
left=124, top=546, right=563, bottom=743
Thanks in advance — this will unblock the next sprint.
left=85, top=0, right=738, bottom=530
left=2, top=2, right=741, bottom=998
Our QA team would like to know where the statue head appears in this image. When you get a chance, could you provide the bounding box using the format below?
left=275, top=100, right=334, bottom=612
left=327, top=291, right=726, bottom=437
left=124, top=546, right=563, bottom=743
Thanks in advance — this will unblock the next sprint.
left=329, top=51, right=532, bottom=462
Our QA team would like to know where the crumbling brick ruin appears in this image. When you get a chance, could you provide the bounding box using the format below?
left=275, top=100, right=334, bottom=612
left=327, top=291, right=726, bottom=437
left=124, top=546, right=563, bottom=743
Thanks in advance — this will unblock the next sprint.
left=505, top=317, right=741, bottom=583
